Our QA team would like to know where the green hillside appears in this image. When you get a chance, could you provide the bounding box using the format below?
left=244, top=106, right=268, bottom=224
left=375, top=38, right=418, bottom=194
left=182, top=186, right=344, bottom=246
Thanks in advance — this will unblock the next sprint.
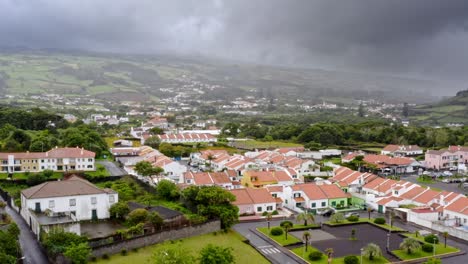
left=0, top=50, right=452, bottom=105
left=411, top=90, right=468, bottom=125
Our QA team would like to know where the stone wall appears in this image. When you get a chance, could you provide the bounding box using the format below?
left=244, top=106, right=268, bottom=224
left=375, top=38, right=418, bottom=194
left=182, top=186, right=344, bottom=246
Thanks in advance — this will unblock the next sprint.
left=91, top=220, right=221, bottom=257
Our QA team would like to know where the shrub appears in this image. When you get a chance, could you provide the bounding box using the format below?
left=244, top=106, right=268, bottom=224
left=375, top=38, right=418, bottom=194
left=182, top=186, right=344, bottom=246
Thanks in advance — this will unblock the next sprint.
left=120, top=249, right=127, bottom=256
left=424, top=234, right=439, bottom=244
left=272, top=210, right=279, bottom=215
left=262, top=211, right=268, bottom=216
left=308, top=251, right=323, bottom=260
left=344, top=255, right=359, bottom=264
left=270, top=227, right=283, bottom=236
left=280, top=220, right=293, bottom=227
left=422, top=244, right=434, bottom=253
left=374, top=218, right=386, bottom=225
left=90, top=256, right=97, bottom=262
left=347, top=215, right=359, bottom=222
left=102, top=254, right=109, bottom=259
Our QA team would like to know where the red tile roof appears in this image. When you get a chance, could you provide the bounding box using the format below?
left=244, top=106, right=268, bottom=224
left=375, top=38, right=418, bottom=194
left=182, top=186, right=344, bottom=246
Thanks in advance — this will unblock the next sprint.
left=230, top=188, right=276, bottom=205
left=444, top=196, right=468, bottom=215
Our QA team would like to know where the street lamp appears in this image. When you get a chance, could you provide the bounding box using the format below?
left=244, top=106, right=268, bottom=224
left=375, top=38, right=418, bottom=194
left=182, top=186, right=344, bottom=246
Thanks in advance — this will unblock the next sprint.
left=360, top=248, right=364, bottom=264
left=386, top=232, right=391, bottom=252
left=433, top=234, right=438, bottom=257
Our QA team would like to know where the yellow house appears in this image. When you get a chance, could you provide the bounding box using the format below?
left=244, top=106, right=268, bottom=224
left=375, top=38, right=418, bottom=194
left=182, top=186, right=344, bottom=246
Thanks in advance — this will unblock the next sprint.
left=241, top=170, right=293, bottom=188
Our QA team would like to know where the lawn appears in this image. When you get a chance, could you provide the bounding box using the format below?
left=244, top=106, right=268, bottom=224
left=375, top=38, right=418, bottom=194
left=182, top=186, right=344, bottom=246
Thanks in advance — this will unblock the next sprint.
left=325, top=219, right=405, bottom=232
left=95, top=230, right=269, bottom=264
left=392, top=233, right=459, bottom=260
left=257, top=227, right=302, bottom=246
left=84, top=163, right=111, bottom=178
left=0, top=171, right=63, bottom=180
left=417, top=177, right=434, bottom=184
left=291, top=246, right=389, bottom=264
left=291, top=223, right=320, bottom=231
left=233, top=140, right=302, bottom=149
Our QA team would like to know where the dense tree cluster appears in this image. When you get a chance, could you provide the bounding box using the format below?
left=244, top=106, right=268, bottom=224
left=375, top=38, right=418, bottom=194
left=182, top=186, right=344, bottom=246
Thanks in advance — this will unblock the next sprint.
left=222, top=121, right=467, bottom=148
left=42, top=228, right=90, bottom=263
left=0, top=223, right=20, bottom=264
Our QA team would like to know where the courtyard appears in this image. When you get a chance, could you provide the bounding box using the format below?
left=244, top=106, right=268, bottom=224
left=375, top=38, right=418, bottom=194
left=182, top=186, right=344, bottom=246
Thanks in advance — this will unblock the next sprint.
left=289, top=223, right=404, bottom=262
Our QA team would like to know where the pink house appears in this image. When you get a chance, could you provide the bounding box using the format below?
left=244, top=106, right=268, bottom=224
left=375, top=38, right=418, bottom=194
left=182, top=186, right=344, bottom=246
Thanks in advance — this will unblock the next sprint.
left=425, top=146, right=468, bottom=170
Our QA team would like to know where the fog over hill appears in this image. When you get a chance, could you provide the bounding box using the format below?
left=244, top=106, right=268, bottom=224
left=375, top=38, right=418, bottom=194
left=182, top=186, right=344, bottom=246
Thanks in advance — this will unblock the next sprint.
left=1, top=0, right=468, bottom=96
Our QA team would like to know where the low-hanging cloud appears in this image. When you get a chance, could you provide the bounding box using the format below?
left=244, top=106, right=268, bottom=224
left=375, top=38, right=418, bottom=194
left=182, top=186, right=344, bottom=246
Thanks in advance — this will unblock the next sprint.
left=1, top=0, right=468, bottom=81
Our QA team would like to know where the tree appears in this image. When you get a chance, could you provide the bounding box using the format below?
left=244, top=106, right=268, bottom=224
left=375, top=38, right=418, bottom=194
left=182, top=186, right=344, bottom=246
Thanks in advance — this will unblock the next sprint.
left=145, top=136, right=161, bottom=148
left=148, top=212, right=164, bottom=232
left=42, top=228, right=87, bottom=255
left=303, top=231, right=311, bottom=252
left=63, top=242, right=91, bottom=264
left=330, top=212, right=345, bottom=223
left=367, top=207, right=372, bottom=219
left=127, top=208, right=149, bottom=225
left=195, top=186, right=239, bottom=230
left=282, top=221, right=293, bottom=240
left=152, top=246, right=195, bottom=264
left=442, top=231, right=449, bottom=248
left=350, top=228, right=356, bottom=240
left=156, top=179, right=180, bottom=201
left=362, top=243, right=382, bottom=260
left=199, top=244, right=235, bottom=264
left=415, top=231, right=420, bottom=238
left=325, top=248, right=334, bottom=264
left=358, top=103, right=365, bottom=117
left=403, top=102, right=409, bottom=118
left=399, top=238, right=421, bottom=255
left=109, top=202, right=130, bottom=220
left=149, top=127, right=164, bottom=135
left=296, top=212, right=315, bottom=226
left=7, top=223, right=20, bottom=238
left=134, top=161, right=156, bottom=177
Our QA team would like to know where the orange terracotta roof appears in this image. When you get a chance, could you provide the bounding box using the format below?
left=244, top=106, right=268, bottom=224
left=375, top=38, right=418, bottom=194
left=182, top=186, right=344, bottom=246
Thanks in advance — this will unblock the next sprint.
left=413, top=189, right=440, bottom=204
left=444, top=196, right=468, bottom=215
left=294, top=197, right=306, bottom=202
left=400, top=186, right=427, bottom=200
left=230, top=188, right=276, bottom=205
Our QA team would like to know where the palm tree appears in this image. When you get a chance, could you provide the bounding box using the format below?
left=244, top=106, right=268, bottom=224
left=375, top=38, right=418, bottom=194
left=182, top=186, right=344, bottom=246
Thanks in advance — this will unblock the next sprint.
left=362, top=243, right=382, bottom=260
left=303, top=231, right=311, bottom=251
left=282, top=221, right=293, bottom=240
left=296, top=212, right=315, bottom=226
left=389, top=211, right=395, bottom=228
left=325, top=248, right=334, bottom=264
left=367, top=207, right=372, bottom=219
left=399, top=238, right=421, bottom=255
left=266, top=212, right=273, bottom=230
left=443, top=232, right=449, bottom=248
left=350, top=228, right=356, bottom=240
left=415, top=231, right=420, bottom=238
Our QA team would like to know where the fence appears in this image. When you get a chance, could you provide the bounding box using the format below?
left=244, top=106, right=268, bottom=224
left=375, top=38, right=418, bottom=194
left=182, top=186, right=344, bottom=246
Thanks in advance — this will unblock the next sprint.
left=90, top=220, right=220, bottom=257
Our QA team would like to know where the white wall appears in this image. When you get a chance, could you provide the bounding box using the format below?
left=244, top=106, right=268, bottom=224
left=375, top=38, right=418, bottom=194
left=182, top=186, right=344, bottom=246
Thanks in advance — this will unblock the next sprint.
left=253, top=202, right=277, bottom=213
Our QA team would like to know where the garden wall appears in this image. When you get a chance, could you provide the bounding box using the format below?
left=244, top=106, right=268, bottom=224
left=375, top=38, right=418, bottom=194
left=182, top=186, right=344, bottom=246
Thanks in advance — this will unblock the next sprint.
left=91, top=220, right=221, bottom=257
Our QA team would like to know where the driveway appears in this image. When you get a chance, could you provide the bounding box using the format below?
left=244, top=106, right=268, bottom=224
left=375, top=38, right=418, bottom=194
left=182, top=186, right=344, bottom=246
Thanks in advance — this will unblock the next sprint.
left=1, top=198, right=49, bottom=264
left=234, top=220, right=306, bottom=264
left=98, top=160, right=127, bottom=176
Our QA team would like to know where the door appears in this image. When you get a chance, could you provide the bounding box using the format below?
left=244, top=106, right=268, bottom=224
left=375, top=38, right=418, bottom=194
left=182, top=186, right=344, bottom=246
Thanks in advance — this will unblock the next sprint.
left=378, top=205, right=383, bottom=214
left=35, top=202, right=41, bottom=213
left=92, top=209, right=97, bottom=221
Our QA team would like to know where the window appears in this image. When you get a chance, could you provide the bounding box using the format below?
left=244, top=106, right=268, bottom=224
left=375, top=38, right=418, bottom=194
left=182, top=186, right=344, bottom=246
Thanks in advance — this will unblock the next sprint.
left=272, top=193, right=277, bottom=198
left=257, top=206, right=262, bottom=212
left=91, top=197, right=97, bottom=204
left=395, top=191, right=399, bottom=195
left=49, top=200, right=55, bottom=208
left=340, top=200, right=345, bottom=205
left=331, top=201, right=336, bottom=206
left=87, top=165, right=92, bottom=168
left=88, top=158, right=93, bottom=162
left=311, top=202, right=316, bottom=208
left=293, top=193, right=301, bottom=198
left=69, top=199, right=76, bottom=206
left=321, top=202, right=326, bottom=207
left=109, top=195, right=115, bottom=203
left=267, top=206, right=273, bottom=211
left=296, top=203, right=302, bottom=207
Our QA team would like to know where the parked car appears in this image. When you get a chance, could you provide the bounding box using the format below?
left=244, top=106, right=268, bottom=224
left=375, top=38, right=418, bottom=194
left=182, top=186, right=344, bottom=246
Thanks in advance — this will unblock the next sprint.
left=318, top=208, right=334, bottom=217
left=443, top=171, right=453, bottom=177
left=344, top=212, right=360, bottom=218
left=442, top=178, right=452, bottom=183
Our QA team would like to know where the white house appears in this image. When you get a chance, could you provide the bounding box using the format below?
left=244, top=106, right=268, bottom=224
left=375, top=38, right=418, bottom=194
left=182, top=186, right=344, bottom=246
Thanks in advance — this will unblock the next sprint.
left=230, top=188, right=276, bottom=215
left=20, top=175, right=117, bottom=239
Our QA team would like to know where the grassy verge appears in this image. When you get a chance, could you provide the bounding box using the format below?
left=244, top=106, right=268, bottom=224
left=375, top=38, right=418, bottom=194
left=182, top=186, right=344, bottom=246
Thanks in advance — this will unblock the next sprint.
left=393, top=232, right=459, bottom=260
left=417, top=178, right=435, bottom=184
left=233, top=140, right=302, bottom=149
left=95, top=230, right=269, bottom=264
left=291, top=246, right=389, bottom=264
left=325, top=219, right=405, bottom=232
left=257, top=227, right=301, bottom=246
left=0, top=171, right=63, bottom=180
left=291, top=223, right=320, bottom=231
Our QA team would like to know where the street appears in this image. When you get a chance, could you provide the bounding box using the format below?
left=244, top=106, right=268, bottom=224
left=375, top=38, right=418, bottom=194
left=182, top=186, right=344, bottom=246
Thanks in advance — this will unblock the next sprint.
left=1, top=197, right=49, bottom=264
left=402, top=174, right=466, bottom=194
left=97, top=160, right=127, bottom=176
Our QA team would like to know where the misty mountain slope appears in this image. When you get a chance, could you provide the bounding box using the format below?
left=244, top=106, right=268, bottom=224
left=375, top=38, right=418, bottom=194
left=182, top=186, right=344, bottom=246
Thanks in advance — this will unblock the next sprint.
left=411, top=90, right=468, bottom=125
left=0, top=51, right=455, bottom=104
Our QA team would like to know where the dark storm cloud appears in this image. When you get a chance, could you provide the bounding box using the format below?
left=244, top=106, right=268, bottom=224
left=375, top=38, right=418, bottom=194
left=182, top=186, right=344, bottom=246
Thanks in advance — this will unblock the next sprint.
left=1, top=0, right=468, bottom=80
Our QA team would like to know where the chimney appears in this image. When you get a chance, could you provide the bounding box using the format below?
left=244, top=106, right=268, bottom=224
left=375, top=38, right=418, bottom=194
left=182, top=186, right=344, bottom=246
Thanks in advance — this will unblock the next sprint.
left=46, top=152, right=48, bottom=157
left=81, top=148, right=84, bottom=155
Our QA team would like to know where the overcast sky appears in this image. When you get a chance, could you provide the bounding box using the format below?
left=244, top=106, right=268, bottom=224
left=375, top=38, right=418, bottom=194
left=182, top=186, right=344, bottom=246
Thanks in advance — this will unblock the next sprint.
left=1, top=0, right=468, bottom=82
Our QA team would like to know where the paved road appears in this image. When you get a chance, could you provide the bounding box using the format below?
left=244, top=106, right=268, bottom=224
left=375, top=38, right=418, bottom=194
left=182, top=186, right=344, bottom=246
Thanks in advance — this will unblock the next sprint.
left=1, top=198, right=49, bottom=264
left=98, top=160, right=127, bottom=176
left=234, top=220, right=305, bottom=264
left=402, top=174, right=466, bottom=194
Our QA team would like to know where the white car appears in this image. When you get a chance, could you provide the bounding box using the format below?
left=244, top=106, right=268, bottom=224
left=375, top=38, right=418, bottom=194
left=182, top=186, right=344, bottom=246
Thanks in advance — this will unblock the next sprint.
left=443, top=171, right=453, bottom=177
